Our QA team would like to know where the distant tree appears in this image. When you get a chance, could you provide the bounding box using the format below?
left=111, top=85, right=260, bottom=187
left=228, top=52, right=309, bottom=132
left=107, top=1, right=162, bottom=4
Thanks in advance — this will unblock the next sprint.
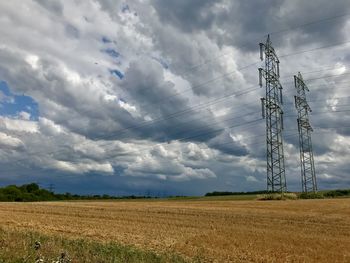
left=24, top=183, right=40, bottom=193
left=0, top=182, right=169, bottom=202
left=2, top=185, right=22, bottom=201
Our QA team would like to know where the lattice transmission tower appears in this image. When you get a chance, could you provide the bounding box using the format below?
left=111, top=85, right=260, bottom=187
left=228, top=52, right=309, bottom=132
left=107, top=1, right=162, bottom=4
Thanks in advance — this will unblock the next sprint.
left=294, top=72, right=317, bottom=193
left=258, top=35, right=287, bottom=193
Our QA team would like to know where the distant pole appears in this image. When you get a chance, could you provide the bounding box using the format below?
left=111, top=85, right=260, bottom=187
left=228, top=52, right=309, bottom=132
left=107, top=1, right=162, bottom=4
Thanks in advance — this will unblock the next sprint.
left=48, top=183, right=55, bottom=193
left=259, top=35, right=287, bottom=193
left=294, top=72, right=317, bottom=193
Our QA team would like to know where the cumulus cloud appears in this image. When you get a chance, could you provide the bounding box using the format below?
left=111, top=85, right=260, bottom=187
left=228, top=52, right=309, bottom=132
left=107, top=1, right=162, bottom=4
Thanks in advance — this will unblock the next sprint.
left=0, top=117, right=38, bottom=133
left=0, top=132, right=23, bottom=148
left=51, top=160, right=114, bottom=174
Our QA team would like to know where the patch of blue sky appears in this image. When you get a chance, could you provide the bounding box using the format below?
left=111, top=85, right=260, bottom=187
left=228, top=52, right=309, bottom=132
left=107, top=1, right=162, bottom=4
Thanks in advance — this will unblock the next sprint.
left=0, top=81, right=39, bottom=120
left=151, top=56, right=169, bottom=69
left=121, top=4, right=130, bottom=13
left=109, top=69, right=124, bottom=79
left=102, top=36, right=112, bottom=43
left=103, top=48, right=120, bottom=58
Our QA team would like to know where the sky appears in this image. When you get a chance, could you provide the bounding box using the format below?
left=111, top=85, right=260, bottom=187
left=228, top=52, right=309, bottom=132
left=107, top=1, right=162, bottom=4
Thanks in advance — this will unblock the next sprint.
left=0, top=0, right=349, bottom=196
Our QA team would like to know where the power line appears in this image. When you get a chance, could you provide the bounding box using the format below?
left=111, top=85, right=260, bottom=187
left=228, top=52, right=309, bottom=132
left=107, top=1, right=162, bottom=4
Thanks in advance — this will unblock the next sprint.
left=114, top=121, right=350, bottom=163
left=176, top=118, right=262, bottom=143
left=1, top=69, right=346, bottom=172
left=36, top=46, right=349, bottom=144
left=100, top=42, right=350, bottom=137
left=284, top=108, right=350, bottom=118
left=0, top=14, right=346, bottom=145
left=172, top=94, right=350, bottom=134
left=170, top=11, right=350, bottom=74
left=268, top=12, right=350, bottom=36
left=2, top=108, right=350, bottom=175
left=102, top=71, right=350, bottom=139
left=315, top=79, right=350, bottom=86
left=140, top=61, right=260, bottom=107
left=5, top=101, right=350, bottom=171
left=281, top=71, right=350, bottom=86
left=3, top=12, right=350, bottom=184
left=165, top=110, right=261, bottom=140
left=2, top=41, right=345, bottom=172
left=279, top=40, right=350, bottom=59
left=279, top=64, right=350, bottom=80
left=154, top=41, right=350, bottom=109
left=101, top=86, right=260, bottom=139
left=2, top=96, right=348, bottom=168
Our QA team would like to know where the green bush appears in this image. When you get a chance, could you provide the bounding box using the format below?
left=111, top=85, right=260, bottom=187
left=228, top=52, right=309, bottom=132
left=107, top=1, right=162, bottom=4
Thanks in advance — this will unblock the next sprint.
left=298, top=192, right=324, bottom=199
left=23, top=183, right=40, bottom=193
left=299, top=190, right=350, bottom=199
left=0, top=183, right=56, bottom=202
left=205, top=190, right=268, bottom=196
left=1, top=186, right=22, bottom=201
left=257, top=193, right=298, bottom=200
left=323, top=189, right=350, bottom=198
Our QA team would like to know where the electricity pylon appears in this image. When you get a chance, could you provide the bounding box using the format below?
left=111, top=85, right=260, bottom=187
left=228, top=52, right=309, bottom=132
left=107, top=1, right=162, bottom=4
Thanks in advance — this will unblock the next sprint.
left=258, top=35, right=287, bottom=193
left=294, top=72, right=317, bottom=193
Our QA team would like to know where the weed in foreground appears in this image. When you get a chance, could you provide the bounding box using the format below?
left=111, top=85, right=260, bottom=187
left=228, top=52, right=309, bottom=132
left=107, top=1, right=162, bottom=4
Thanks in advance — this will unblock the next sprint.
left=0, top=228, right=187, bottom=263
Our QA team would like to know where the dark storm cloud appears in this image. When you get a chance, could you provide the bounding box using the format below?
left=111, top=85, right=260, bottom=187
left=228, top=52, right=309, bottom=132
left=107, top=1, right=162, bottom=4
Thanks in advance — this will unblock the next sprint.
left=153, top=0, right=350, bottom=51
left=65, top=23, right=80, bottom=39
left=235, top=0, right=350, bottom=49
left=153, top=0, right=218, bottom=33
left=118, top=57, right=222, bottom=142
left=33, top=0, right=64, bottom=15
left=207, top=130, right=249, bottom=156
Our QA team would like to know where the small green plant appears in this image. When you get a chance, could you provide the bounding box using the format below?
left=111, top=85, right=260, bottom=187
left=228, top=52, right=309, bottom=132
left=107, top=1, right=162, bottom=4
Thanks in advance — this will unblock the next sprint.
left=22, top=240, right=71, bottom=263
left=257, top=192, right=298, bottom=200
left=323, top=189, right=350, bottom=198
left=298, top=192, right=324, bottom=199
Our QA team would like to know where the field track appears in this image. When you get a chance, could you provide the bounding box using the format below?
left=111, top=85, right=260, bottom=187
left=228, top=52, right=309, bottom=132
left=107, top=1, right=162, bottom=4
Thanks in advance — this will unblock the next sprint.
left=0, top=198, right=349, bottom=262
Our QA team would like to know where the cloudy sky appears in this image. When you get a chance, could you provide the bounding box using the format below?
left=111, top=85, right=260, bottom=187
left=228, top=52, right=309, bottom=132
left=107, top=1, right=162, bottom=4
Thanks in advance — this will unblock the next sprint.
left=0, top=0, right=349, bottom=196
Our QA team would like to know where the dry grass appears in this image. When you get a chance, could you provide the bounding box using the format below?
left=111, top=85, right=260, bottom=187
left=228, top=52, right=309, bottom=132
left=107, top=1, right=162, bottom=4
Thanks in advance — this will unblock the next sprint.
left=0, top=198, right=349, bottom=262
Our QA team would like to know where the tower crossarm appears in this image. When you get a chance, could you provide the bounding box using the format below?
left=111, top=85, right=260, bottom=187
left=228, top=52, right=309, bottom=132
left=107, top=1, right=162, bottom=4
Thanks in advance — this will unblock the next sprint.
left=295, top=96, right=311, bottom=112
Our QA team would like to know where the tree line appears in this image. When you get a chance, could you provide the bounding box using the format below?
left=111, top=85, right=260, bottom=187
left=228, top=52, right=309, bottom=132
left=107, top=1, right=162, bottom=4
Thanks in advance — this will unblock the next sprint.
left=0, top=183, right=152, bottom=202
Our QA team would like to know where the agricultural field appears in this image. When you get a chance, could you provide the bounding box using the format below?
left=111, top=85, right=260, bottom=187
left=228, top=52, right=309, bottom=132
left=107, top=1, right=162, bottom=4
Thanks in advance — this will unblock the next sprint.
left=0, top=198, right=350, bottom=262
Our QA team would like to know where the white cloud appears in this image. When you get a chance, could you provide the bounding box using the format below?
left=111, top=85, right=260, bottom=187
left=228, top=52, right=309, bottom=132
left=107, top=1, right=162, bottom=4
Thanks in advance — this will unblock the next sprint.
left=0, top=117, right=38, bottom=133
left=0, top=90, right=14, bottom=104
left=38, top=117, right=64, bottom=135
left=25, top=54, right=39, bottom=70
left=18, top=111, right=31, bottom=120
left=246, top=175, right=258, bottom=183
left=51, top=160, right=114, bottom=174
left=0, top=132, right=23, bottom=148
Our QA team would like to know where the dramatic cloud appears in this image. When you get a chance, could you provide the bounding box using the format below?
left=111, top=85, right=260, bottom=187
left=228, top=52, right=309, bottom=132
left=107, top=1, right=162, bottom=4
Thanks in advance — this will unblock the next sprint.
left=0, top=0, right=349, bottom=195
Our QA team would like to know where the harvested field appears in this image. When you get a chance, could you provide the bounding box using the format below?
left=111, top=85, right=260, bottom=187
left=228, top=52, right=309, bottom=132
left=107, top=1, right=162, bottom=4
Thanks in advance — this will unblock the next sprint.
left=0, top=198, right=349, bottom=262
